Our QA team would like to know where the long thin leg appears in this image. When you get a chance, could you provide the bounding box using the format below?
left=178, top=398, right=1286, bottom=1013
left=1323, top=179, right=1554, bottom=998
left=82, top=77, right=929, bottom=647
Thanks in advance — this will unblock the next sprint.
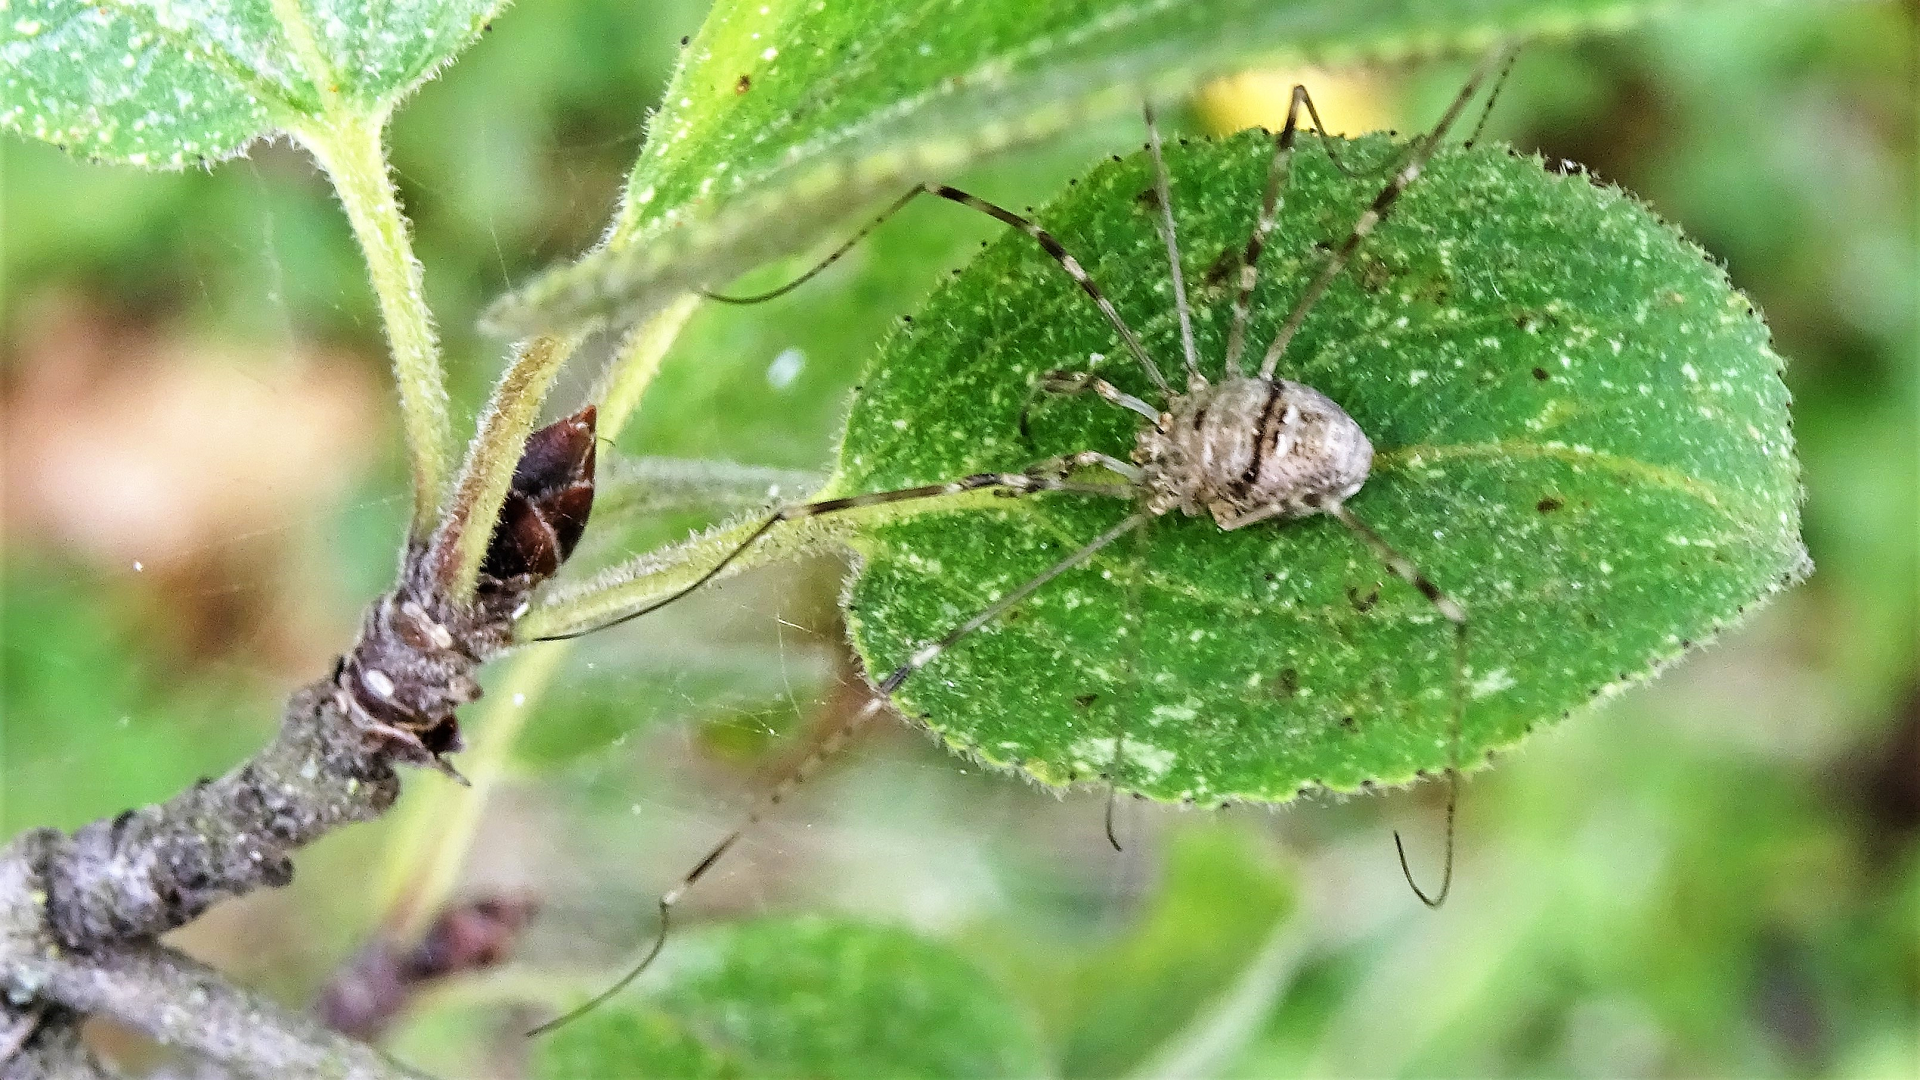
left=1325, top=501, right=1467, bottom=908
left=1102, top=517, right=1155, bottom=852
left=1464, top=51, right=1519, bottom=150
left=1143, top=103, right=1202, bottom=389
left=702, top=187, right=924, bottom=305
left=707, top=183, right=1174, bottom=396
left=1223, top=84, right=1328, bottom=376
left=1257, top=43, right=1515, bottom=380
left=1018, top=368, right=1161, bottom=446
left=532, top=453, right=1139, bottom=642
left=529, top=510, right=1154, bottom=1036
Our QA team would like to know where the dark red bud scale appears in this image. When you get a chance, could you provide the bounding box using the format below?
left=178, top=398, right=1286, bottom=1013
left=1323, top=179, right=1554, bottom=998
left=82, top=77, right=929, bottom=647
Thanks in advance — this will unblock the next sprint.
left=480, top=405, right=597, bottom=589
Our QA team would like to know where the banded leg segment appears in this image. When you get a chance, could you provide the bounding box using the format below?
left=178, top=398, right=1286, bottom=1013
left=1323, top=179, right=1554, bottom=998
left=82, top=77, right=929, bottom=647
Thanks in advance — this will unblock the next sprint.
left=1464, top=50, right=1519, bottom=149
left=534, top=454, right=1139, bottom=642
left=1326, top=501, right=1467, bottom=908
left=1258, top=43, right=1515, bottom=379
left=1018, top=368, right=1162, bottom=446
left=1143, top=103, right=1202, bottom=388
left=706, top=182, right=1173, bottom=395
left=1223, top=83, right=1334, bottom=376
left=528, top=510, right=1153, bottom=1036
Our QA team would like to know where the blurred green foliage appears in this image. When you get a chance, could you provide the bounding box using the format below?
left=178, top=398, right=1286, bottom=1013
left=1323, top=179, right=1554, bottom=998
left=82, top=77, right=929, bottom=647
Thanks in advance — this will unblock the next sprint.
left=534, top=917, right=1048, bottom=1078
left=2, top=0, right=1913, bottom=1076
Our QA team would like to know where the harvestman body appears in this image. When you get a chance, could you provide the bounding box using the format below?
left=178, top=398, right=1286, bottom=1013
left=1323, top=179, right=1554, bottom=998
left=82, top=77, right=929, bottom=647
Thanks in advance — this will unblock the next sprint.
left=531, top=45, right=1513, bottom=1035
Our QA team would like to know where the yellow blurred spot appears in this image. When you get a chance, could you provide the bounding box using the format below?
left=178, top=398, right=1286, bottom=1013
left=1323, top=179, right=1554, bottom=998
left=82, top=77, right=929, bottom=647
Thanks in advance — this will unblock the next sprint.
left=1196, top=68, right=1394, bottom=138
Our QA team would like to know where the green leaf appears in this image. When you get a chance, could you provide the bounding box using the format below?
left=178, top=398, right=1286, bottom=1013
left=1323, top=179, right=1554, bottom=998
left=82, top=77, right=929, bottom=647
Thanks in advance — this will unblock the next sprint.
left=534, top=918, right=1049, bottom=1079
left=829, top=132, right=1805, bottom=803
left=483, top=0, right=1699, bottom=338
left=0, top=0, right=507, bottom=167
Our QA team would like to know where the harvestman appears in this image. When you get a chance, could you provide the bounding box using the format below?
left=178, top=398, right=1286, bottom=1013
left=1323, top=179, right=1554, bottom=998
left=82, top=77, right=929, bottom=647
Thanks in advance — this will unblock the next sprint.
left=532, top=44, right=1514, bottom=1035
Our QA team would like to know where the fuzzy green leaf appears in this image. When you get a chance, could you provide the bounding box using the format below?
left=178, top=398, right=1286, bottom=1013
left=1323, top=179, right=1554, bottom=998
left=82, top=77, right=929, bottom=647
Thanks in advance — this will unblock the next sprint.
left=534, top=918, right=1048, bottom=1079
left=829, top=132, right=1805, bottom=803
left=483, top=0, right=1702, bottom=338
left=0, top=0, right=507, bottom=167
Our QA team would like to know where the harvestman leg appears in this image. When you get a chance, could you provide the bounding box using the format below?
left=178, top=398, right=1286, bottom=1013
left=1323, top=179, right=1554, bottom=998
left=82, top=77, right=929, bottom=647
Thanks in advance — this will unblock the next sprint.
left=529, top=510, right=1154, bottom=1036
left=1016, top=369, right=1161, bottom=446
left=1087, top=101, right=1209, bottom=851
left=1142, top=102, right=1203, bottom=389
left=1222, top=83, right=1342, bottom=375
left=1210, top=497, right=1468, bottom=904
left=1231, top=43, right=1509, bottom=901
left=534, top=451, right=1140, bottom=642
left=1257, top=44, right=1515, bottom=378
left=707, top=183, right=1177, bottom=395
left=1323, top=502, right=1468, bottom=907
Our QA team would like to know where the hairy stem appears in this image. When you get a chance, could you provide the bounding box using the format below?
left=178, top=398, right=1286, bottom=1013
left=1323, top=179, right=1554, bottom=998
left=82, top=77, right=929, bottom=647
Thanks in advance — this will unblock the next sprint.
left=592, top=456, right=825, bottom=521
left=517, top=480, right=1039, bottom=641
left=434, top=334, right=585, bottom=600
left=595, top=294, right=703, bottom=440
left=298, top=111, right=451, bottom=535
left=513, top=510, right=849, bottom=642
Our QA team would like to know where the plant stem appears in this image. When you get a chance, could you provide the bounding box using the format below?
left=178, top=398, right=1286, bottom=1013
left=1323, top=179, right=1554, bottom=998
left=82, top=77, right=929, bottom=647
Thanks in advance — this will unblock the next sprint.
left=595, top=293, right=702, bottom=439
left=378, top=642, right=570, bottom=939
left=435, top=333, right=584, bottom=600
left=299, top=111, right=451, bottom=535
left=513, top=510, right=855, bottom=642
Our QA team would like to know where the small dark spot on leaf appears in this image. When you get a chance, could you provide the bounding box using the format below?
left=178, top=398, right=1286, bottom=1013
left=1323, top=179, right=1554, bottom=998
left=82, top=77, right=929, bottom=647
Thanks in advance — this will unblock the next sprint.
left=679, top=35, right=689, bottom=45
left=1272, top=667, right=1299, bottom=700
left=1339, top=715, right=1357, bottom=730
left=1346, top=584, right=1381, bottom=613
left=1537, top=497, right=1563, bottom=513
left=1532, top=366, right=1550, bottom=381
left=735, top=74, right=751, bottom=94
left=1202, top=246, right=1239, bottom=288
left=1074, top=693, right=1099, bottom=708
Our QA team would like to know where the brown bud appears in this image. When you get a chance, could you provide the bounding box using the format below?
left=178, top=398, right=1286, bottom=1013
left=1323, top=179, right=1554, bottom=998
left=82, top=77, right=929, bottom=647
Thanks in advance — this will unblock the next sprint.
left=480, top=405, right=596, bottom=589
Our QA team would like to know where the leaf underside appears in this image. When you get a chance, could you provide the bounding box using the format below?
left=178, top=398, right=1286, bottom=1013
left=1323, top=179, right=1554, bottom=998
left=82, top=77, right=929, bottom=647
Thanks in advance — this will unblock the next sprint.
left=482, top=0, right=1707, bottom=338
left=831, top=132, right=1805, bottom=805
left=533, top=918, right=1047, bottom=1079
left=0, top=0, right=505, bottom=167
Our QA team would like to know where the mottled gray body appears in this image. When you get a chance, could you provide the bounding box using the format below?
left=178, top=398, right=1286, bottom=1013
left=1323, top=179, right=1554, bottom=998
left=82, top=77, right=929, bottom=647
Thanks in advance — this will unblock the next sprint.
left=1136, top=376, right=1373, bottom=528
